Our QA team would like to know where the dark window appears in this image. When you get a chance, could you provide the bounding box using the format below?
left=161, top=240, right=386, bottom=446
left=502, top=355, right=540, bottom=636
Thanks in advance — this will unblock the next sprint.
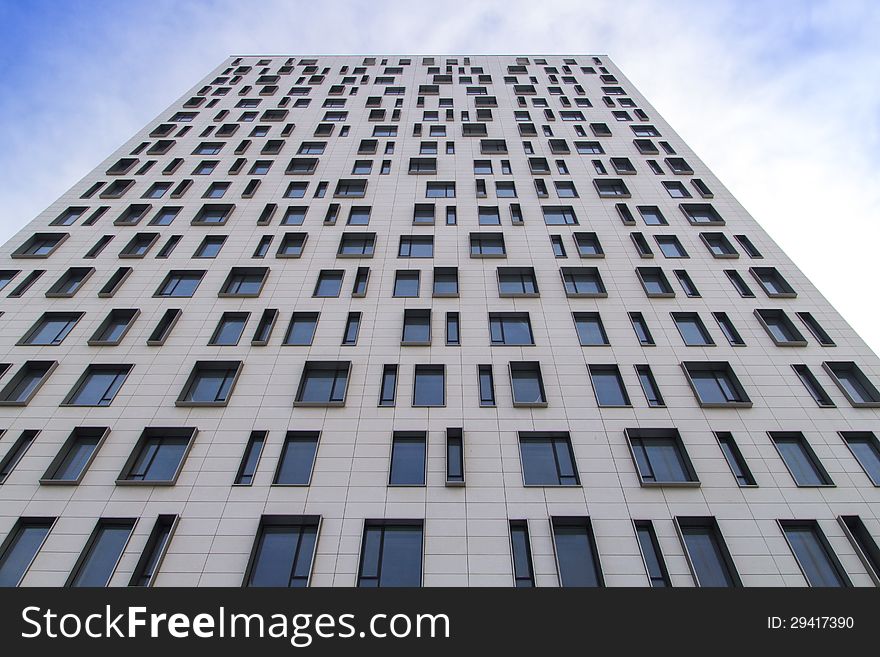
left=389, top=432, right=427, bottom=486
left=682, top=361, right=751, bottom=407
left=342, top=312, right=361, bottom=345
left=635, top=365, right=665, bottom=407
left=792, top=364, right=835, bottom=407
left=509, top=521, right=535, bottom=587
left=313, top=270, right=344, bottom=297
left=823, top=361, right=880, bottom=407
left=0, top=518, right=54, bottom=587
left=234, top=431, right=266, bottom=486
left=634, top=520, right=670, bottom=587
left=626, top=428, right=698, bottom=485
left=63, top=365, right=132, bottom=406
left=46, top=267, right=93, bottom=297
left=244, top=516, right=319, bottom=587
left=750, top=266, right=796, bottom=298
left=357, top=521, right=423, bottom=587
left=130, top=515, right=177, bottom=587
left=796, top=312, right=835, bottom=346
left=589, top=365, right=630, bottom=407
left=839, top=515, right=880, bottom=584
left=770, top=432, right=834, bottom=486
left=712, top=312, right=745, bottom=346
left=398, top=236, right=434, bottom=257
left=338, top=232, right=376, bottom=257
left=715, top=432, right=756, bottom=487
left=413, top=364, right=445, bottom=406
left=209, top=312, right=248, bottom=346
left=573, top=312, right=608, bottom=346
left=672, top=312, right=714, bottom=346
left=478, top=364, right=496, bottom=407
left=755, top=309, right=806, bottom=346
left=402, top=309, right=431, bottom=345
left=446, top=428, right=464, bottom=485
left=561, top=267, right=606, bottom=297
left=552, top=517, right=604, bottom=587
left=629, top=312, right=655, bottom=346
left=219, top=267, right=267, bottom=297
left=378, top=365, right=398, bottom=407
left=542, top=205, right=578, bottom=225
left=519, top=432, right=578, bottom=486
left=67, top=519, right=135, bottom=587
left=118, top=427, right=196, bottom=484
left=637, top=267, right=674, bottom=297
left=176, top=361, right=241, bottom=406
left=677, top=517, right=741, bottom=587
left=509, top=361, right=546, bottom=406
left=274, top=431, right=319, bottom=485
left=0, top=361, right=56, bottom=405
left=0, top=430, right=39, bottom=483
left=489, top=313, right=534, bottom=345
left=295, top=361, right=350, bottom=405
left=393, top=271, right=419, bottom=297
left=497, top=267, right=538, bottom=296
left=781, top=521, right=850, bottom=587
left=284, top=312, right=319, bottom=346
left=18, top=312, right=83, bottom=346
left=433, top=267, right=458, bottom=296
left=252, top=309, right=278, bottom=346
left=470, top=232, right=505, bottom=257
left=42, top=427, right=108, bottom=484
left=155, top=271, right=204, bottom=297
left=839, top=431, right=880, bottom=486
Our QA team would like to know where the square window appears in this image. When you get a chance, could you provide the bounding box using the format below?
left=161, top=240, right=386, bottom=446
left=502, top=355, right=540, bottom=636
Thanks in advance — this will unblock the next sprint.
left=393, top=271, right=420, bottom=297
left=626, top=428, right=699, bottom=486
left=63, top=365, right=132, bottom=406
left=413, top=364, right=445, bottom=406
left=389, top=432, right=427, bottom=486
left=295, top=361, right=350, bottom=405
left=519, top=432, right=579, bottom=486
left=118, top=427, right=197, bottom=484
left=573, top=312, right=608, bottom=346
left=681, top=361, right=751, bottom=407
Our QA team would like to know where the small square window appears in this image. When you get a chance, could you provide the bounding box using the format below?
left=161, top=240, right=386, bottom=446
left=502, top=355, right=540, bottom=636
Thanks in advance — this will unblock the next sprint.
left=117, top=427, right=197, bottom=484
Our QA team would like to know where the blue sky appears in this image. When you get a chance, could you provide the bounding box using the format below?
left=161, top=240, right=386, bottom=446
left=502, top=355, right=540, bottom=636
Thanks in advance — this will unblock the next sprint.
left=1, top=0, right=880, bottom=350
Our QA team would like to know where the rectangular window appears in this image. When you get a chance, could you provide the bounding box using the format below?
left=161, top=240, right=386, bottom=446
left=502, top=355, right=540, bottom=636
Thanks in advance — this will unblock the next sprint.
left=542, top=205, right=578, bottom=225
left=712, top=312, right=745, bottom=346
left=839, top=431, right=880, bottom=486
left=626, top=428, right=698, bottom=485
left=219, top=267, right=268, bottom=297
left=676, top=516, right=741, bottom=587
left=560, top=267, right=606, bottom=297
left=284, top=312, right=319, bottom=346
left=338, top=232, right=376, bottom=257
left=252, top=309, right=278, bottom=346
left=446, top=428, right=464, bottom=486
left=353, top=266, right=370, bottom=295
left=341, top=312, right=361, bottom=346
left=635, top=365, right=665, bottom=407
left=672, top=312, right=714, bottom=346
left=823, top=361, right=880, bottom=407
left=792, top=364, right=835, bottom=407
left=18, top=312, right=83, bottom=346
left=0, top=361, right=56, bottom=405
left=519, top=432, right=578, bottom=486
left=589, top=364, right=630, bottom=407
left=725, top=270, right=754, bottom=298
left=497, top=267, right=538, bottom=296
left=63, top=364, right=132, bottom=406
left=118, top=427, right=197, bottom=484
left=470, top=232, right=505, bottom=257
left=244, top=516, right=320, bottom=587
left=780, top=521, right=850, bottom=587
left=295, top=361, right=350, bottom=405
left=433, top=267, right=458, bottom=297
left=389, top=432, right=427, bottom=486
left=446, top=312, right=460, bottom=345
left=176, top=361, right=241, bottom=406
left=489, top=313, right=534, bottom=346
left=637, top=267, right=674, bottom=297
left=629, top=312, right=655, bottom=346
left=413, top=364, right=444, bottom=406
left=573, top=312, right=608, bottom=346
left=378, top=365, right=398, bottom=407
left=0, top=430, right=39, bottom=484
left=509, top=521, right=535, bottom=587
left=155, top=270, right=204, bottom=297
left=402, top=309, right=431, bottom=345
left=46, top=267, right=94, bottom=297
left=796, top=312, right=835, bottom=346
left=478, top=364, right=496, bottom=407
left=573, top=232, right=603, bottom=257
left=754, top=309, right=806, bottom=346
left=193, top=235, right=226, bottom=259
left=41, top=427, right=108, bottom=484
left=0, top=517, right=54, bottom=587
left=551, top=517, right=604, bottom=587
left=770, top=431, right=834, bottom=486
left=393, top=271, right=419, bottom=297
left=357, top=521, right=423, bottom=587
left=234, top=430, right=266, bottom=486
left=509, top=361, right=547, bottom=406
left=634, top=520, right=671, bottom=587
left=129, top=514, right=177, bottom=587
left=147, top=308, right=182, bottom=346
left=209, top=312, right=248, bottom=346
left=681, top=361, right=751, bottom=407
left=398, top=236, right=434, bottom=258
left=313, top=270, right=344, bottom=297
left=66, top=519, right=135, bottom=587
left=839, top=515, right=880, bottom=584
left=274, top=431, right=319, bottom=485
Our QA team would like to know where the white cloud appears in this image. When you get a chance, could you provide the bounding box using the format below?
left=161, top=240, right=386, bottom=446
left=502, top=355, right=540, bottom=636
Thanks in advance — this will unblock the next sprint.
left=2, top=0, right=879, bottom=349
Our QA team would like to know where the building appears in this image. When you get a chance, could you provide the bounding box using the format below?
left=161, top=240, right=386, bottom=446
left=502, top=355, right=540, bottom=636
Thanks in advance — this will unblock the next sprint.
left=0, top=54, right=878, bottom=588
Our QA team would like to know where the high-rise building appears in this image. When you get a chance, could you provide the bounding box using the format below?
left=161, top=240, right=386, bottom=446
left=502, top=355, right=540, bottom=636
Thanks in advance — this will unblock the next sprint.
left=0, top=54, right=878, bottom=588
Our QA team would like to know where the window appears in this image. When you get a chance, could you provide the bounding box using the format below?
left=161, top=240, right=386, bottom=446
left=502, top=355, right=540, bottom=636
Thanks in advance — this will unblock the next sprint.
left=38, top=426, right=107, bottom=485
left=509, top=521, right=535, bottom=587
left=251, top=309, right=278, bottom=346
left=725, top=270, right=754, bottom=297
left=489, top=313, right=534, bottom=346
left=398, top=236, right=434, bottom=258
left=586, top=365, right=629, bottom=406
left=393, top=271, right=420, bottom=297
left=594, top=179, right=630, bottom=198
left=680, top=203, right=724, bottom=225
left=276, top=232, right=307, bottom=257
left=0, top=361, right=56, bottom=405
left=636, top=267, right=674, bottom=297
left=281, top=206, right=307, bottom=225
left=791, top=364, right=834, bottom=407
left=626, top=428, right=698, bottom=485
left=676, top=517, right=741, bottom=587
left=550, top=235, right=567, bottom=258
left=519, top=432, right=579, bottom=486
left=46, top=267, right=93, bottom=297
left=839, top=515, right=880, bottom=584
left=155, top=270, right=204, bottom=297
left=780, top=521, right=850, bottom=587
left=274, top=431, right=320, bottom=485
left=209, top=312, right=248, bottom=346
left=794, top=312, right=834, bottom=346
left=701, top=232, right=738, bottom=258
left=378, top=365, right=398, bottom=407
left=313, top=270, right=344, bottom=297
left=284, top=313, right=319, bottom=345
left=193, top=235, right=226, bottom=258
left=234, top=431, right=266, bottom=486
left=445, top=312, right=460, bottom=346
left=477, top=206, right=500, bottom=225
left=0, top=430, right=39, bottom=483
left=118, top=427, right=196, bottom=485
left=147, top=309, right=182, bottom=346
left=18, top=312, right=82, bottom=346
left=573, top=312, right=608, bottom=346
left=663, top=181, right=691, bottom=198
left=840, top=431, right=880, bottom=486
left=681, top=361, right=751, bottom=407
left=476, top=364, right=496, bottom=407
left=295, top=361, right=350, bottom=405
left=712, top=312, right=745, bottom=346
left=551, top=517, right=604, bottom=587
left=347, top=206, right=371, bottom=225
left=219, top=267, right=267, bottom=297
left=573, top=232, right=603, bottom=257
left=823, top=361, right=880, bottom=406
left=655, top=235, right=687, bottom=258
left=0, top=518, right=54, bottom=587
left=150, top=206, right=179, bottom=226
left=63, top=365, right=132, bottom=406
left=426, top=181, right=455, bottom=198
left=244, top=516, right=319, bottom=587
left=634, top=520, right=671, bottom=587
left=470, top=232, right=505, bottom=257
left=770, top=432, right=834, bottom=486
left=338, top=232, right=376, bottom=257
left=635, top=365, right=665, bottom=407
left=629, top=312, right=655, bottom=346
left=497, top=267, right=538, bottom=296
left=750, top=267, right=797, bottom=297
left=413, top=364, right=445, bottom=406
left=672, top=312, right=714, bottom=346
left=446, top=428, right=464, bottom=485
left=753, top=309, right=805, bottom=346
left=714, top=432, right=757, bottom=487
left=357, top=521, right=423, bottom=587
left=509, top=361, right=546, bottom=406
left=389, top=432, right=427, bottom=486
left=561, top=267, right=606, bottom=297
left=402, top=309, right=431, bottom=345
left=129, top=515, right=177, bottom=587
left=176, top=361, right=241, bottom=406
left=542, top=205, right=578, bottom=225
left=433, top=267, right=458, bottom=297
left=334, top=179, right=367, bottom=197
left=66, top=519, right=135, bottom=587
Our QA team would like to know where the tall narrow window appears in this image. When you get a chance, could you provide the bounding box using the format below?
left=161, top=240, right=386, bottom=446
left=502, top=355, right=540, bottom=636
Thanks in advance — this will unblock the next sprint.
left=0, top=430, right=39, bottom=484
left=714, top=432, right=756, bottom=487
left=792, top=364, right=835, bottom=407
left=629, top=312, right=654, bottom=346
left=551, top=517, right=604, bottom=587
left=509, top=521, right=535, bottom=587
left=634, top=520, right=671, bottom=587
left=274, top=431, right=319, bottom=485
left=712, top=312, right=745, bottom=346
left=357, top=521, right=423, bottom=587
left=342, top=312, right=361, bottom=345
left=478, top=364, right=496, bottom=407
left=389, top=432, right=427, bottom=486
left=780, top=521, right=850, bottom=588
left=67, top=519, right=136, bottom=587
left=770, top=432, right=834, bottom=487
left=635, top=365, right=664, bottom=407
left=676, top=516, right=741, bottom=587
left=244, top=516, right=320, bottom=587
left=0, top=517, right=54, bottom=587
left=446, top=427, right=464, bottom=486
left=130, top=515, right=177, bottom=587
left=378, top=365, right=398, bottom=407
left=234, top=430, right=266, bottom=486
left=839, top=515, right=880, bottom=584
left=446, top=312, right=460, bottom=345
left=252, top=309, right=278, bottom=345
left=588, top=365, right=630, bottom=407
